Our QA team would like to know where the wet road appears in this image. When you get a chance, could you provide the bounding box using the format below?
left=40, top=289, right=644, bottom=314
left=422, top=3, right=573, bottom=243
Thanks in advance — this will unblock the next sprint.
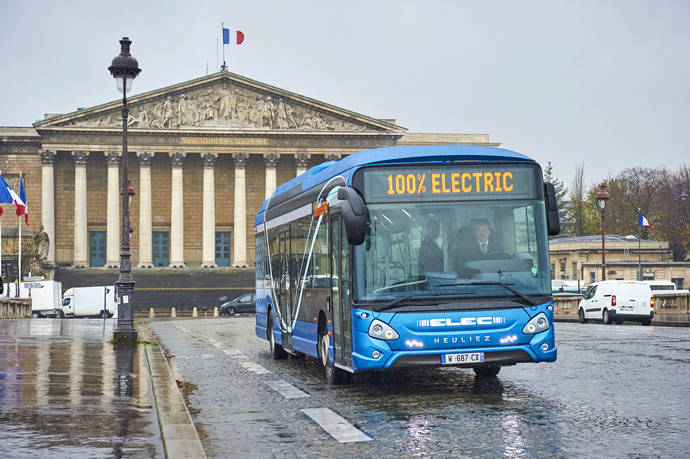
left=150, top=318, right=690, bottom=457
left=0, top=319, right=163, bottom=458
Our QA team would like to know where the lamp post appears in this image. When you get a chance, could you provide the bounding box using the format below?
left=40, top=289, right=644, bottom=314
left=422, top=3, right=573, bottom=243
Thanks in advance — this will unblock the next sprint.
left=108, top=37, right=141, bottom=343
left=596, top=183, right=610, bottom=281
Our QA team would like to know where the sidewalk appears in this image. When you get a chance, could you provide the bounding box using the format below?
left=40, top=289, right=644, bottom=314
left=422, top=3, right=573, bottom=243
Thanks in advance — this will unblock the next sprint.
left=0, top=319, right=204, bottom=458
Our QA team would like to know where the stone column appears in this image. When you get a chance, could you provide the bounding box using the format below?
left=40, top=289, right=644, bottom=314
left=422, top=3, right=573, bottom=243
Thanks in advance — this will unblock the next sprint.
left=137, top=152, right=153, bottom=268
left=72, top=152, right=89, bottom=267
left=169, top=152, right=186, bottom=268
left=105, top=152, right=121, bottom=268
left=264, top=152, right=279, bottom=200
left=232, top=153, right=249, bottom=267
left=39, top=150, right=56, bottom=265
left=295, top=153, right=311, bottom=176
left=201, top=152, right=218, bottom=268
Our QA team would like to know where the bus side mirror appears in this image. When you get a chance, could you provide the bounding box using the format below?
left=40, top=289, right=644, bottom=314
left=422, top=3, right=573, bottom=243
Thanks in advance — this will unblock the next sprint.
left=544, top=182, right=561, bottom=236
left=337, top=187, right=366, bottom=245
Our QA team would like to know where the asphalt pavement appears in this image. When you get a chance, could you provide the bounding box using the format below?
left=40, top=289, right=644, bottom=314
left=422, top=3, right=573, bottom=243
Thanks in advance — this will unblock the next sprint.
left=148, top=317, right=690, bottom=458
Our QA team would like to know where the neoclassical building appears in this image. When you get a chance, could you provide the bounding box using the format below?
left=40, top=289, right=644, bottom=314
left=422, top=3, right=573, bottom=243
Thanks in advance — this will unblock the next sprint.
left=1, top=71, right=496, bottom=276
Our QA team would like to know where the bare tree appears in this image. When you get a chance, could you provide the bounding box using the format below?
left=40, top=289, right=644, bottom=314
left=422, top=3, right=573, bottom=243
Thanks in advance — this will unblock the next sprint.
left=566, top=163, right=593, bottom=236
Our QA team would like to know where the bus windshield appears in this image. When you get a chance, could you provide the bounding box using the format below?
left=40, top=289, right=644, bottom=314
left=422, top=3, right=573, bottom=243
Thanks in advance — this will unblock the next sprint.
left=353, top=165, right=551, bottom=305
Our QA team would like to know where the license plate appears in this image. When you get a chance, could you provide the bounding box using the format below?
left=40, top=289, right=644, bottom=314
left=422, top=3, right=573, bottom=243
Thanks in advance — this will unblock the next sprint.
left=441, top=352, right=485, bottom=365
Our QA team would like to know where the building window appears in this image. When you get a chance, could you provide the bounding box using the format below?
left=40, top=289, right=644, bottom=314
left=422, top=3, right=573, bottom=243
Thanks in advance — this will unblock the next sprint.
left=590, top=271, right=596, bottom=283
left=89, top=231, right=106, bottom=267
left=215, top=232, right=231, bottom=267
left=572, top=262, right=578, bottom=280
left=152, top=232, right=169, bottom=267
left=671, top=278, right=684, bottom=289
left=643, top=273, right=655, bottom=281
left=550, top=263, right=555, bottom=280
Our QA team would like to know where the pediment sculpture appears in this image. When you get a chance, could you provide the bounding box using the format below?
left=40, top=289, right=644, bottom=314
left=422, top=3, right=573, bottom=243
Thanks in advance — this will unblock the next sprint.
left=56, top=83, right=379, bottom=132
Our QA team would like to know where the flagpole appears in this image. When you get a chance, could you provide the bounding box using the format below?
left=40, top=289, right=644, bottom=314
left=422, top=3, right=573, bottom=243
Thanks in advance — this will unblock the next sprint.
left=221, top=22, right=227, bottom=70
left=17, top=172, right=22, bottom=298
left=637, top=209, right=642, bottom=281
left=216, top=38, right=219, bottom=72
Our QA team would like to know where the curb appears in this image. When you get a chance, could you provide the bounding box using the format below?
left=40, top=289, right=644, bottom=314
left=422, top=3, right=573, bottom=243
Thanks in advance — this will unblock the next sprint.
left=140, top=324, right=207, bottom=459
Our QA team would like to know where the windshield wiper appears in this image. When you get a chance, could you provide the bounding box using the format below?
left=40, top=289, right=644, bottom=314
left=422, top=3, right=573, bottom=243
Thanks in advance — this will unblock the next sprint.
left=373, top=294, right=439, bottom=312
left=438, top=281, right=537, bottom=306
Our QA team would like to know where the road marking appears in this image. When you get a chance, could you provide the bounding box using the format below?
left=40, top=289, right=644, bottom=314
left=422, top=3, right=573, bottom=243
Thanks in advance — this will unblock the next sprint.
left=240, top=362, right=270, bottom=374
left=222, top=349, right=246, bottom=359
left=264, top=379, right=310, bottom=399
left=301, top=408, right=372, bottom=443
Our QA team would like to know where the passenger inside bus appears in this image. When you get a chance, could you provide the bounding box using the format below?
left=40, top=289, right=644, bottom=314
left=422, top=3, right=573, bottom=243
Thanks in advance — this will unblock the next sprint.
left=418, top=219, right=443, bottom=274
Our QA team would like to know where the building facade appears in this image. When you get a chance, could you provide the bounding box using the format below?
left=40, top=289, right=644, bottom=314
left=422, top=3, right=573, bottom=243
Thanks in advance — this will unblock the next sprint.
left=549, top=235, right=690, bottom=288
left=1, top=71, right=496, bottom=278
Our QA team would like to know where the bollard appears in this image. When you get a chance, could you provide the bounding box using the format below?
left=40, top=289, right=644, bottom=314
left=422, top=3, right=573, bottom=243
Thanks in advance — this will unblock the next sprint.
left=149, top=307, right=155, bottom=318
left=171, top=307, right=176, bottom=318
left=213, top=306, right=219, bottom=317
left=192, top=307, right=198, bottom=317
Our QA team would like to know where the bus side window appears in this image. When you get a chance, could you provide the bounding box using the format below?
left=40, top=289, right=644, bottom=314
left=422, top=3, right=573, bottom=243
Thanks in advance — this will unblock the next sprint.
left=313, top=216, right=329, bottom=287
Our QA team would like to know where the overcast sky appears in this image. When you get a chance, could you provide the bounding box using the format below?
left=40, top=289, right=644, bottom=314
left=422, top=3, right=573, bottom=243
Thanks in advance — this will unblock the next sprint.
left=1, top=0, right=688, bottom=188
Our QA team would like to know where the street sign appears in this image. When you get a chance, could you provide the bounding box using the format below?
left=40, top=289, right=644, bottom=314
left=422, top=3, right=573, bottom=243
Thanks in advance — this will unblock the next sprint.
left=24, top=276, right=45, bottom=282
left=24, top=283, right=44, bottom=289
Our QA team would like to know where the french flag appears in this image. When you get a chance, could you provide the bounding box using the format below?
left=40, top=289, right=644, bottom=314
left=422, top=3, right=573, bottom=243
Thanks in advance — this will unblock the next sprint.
left=638, top=213, right=652, bottom=229
left=223, top=27, right=245, bottom=45
left=7, top=176, right=28, bottom=225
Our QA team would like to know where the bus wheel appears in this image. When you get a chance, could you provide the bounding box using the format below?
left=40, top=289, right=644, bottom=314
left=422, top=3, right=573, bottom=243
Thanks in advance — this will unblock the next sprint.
left=267, top=310, right=287, bottom=359
left=474, top=366, right=501, bottom=377
left=318, top=330, right=348, bottom=385
left=578, top=308, right=587, bottom=324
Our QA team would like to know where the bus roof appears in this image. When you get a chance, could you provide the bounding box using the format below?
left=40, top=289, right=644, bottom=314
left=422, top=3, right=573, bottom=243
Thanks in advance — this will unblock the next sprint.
left=255, top=144, right=536, bottom=225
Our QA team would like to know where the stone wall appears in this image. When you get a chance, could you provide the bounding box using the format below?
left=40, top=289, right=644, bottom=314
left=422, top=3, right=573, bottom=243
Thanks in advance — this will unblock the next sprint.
left=553, top=292, right=690, bottom=325
left=0, top=298, right=31, bottom=318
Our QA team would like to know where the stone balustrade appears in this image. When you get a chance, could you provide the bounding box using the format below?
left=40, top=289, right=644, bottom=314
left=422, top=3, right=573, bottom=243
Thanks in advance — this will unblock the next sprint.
left=553, top=292, right=690, bottom=325
left=0, top=298, right=31, bottom=318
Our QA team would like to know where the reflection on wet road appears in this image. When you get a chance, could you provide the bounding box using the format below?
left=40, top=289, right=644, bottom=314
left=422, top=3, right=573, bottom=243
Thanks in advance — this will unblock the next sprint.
left=151, top=317, right=690, bottom=457
left=0, top=319, right=162, bottom=458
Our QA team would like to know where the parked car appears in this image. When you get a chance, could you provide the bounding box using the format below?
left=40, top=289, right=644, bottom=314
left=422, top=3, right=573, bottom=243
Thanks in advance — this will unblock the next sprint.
left=219, top=293, right=256, bottom=316
left=578, top=280, right=654, bottom=325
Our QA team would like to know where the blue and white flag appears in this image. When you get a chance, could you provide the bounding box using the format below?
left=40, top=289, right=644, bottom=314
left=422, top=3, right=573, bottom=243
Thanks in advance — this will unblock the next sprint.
left=638, top=213, right=653, bottom=229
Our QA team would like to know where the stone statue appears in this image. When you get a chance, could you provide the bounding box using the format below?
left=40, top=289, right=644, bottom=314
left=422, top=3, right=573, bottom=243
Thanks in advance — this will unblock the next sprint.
left=34, top=224, right=50, bottom=261
left=28, top=256, right=44, bottom=278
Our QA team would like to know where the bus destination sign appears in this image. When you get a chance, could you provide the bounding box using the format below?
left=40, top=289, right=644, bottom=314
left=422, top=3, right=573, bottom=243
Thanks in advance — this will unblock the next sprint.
left=361, top=165, right=537, bottom=202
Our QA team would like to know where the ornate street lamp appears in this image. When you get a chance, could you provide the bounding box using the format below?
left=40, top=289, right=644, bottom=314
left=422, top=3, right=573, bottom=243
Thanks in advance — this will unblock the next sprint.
left=108, top=37, right=141, bottom=343
left=596, top=183, right=610, bottom=281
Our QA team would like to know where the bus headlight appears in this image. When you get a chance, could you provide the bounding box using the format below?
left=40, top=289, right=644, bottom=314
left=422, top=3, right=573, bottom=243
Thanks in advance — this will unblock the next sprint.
left=368, top=319, right=399, bottom=341
left=522, top=312, right=550, bottom=334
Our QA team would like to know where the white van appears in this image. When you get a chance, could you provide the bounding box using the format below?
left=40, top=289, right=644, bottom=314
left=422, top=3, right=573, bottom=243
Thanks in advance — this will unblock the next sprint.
left=578, top=281, right=654, bottom=325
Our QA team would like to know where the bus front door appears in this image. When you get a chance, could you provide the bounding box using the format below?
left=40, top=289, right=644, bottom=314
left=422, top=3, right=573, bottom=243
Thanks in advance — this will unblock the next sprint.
left=278, top=229, right=292, bottom=351
left=330, top=213, right=353, bottom=369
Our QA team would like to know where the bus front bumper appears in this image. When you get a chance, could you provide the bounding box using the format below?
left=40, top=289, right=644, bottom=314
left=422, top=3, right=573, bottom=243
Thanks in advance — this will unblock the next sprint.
left=351, top=327, right=556, bottom=372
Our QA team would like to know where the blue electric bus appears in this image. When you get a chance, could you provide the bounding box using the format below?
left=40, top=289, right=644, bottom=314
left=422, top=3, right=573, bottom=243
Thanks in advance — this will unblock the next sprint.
left=255, top=145, right=560, bottom=384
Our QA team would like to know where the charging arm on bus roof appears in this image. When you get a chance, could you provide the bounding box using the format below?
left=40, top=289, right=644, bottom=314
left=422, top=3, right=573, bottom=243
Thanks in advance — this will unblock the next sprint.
left=543, top=182, right=561, bottom=236
left=337, top=186, right=367, bottom=246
